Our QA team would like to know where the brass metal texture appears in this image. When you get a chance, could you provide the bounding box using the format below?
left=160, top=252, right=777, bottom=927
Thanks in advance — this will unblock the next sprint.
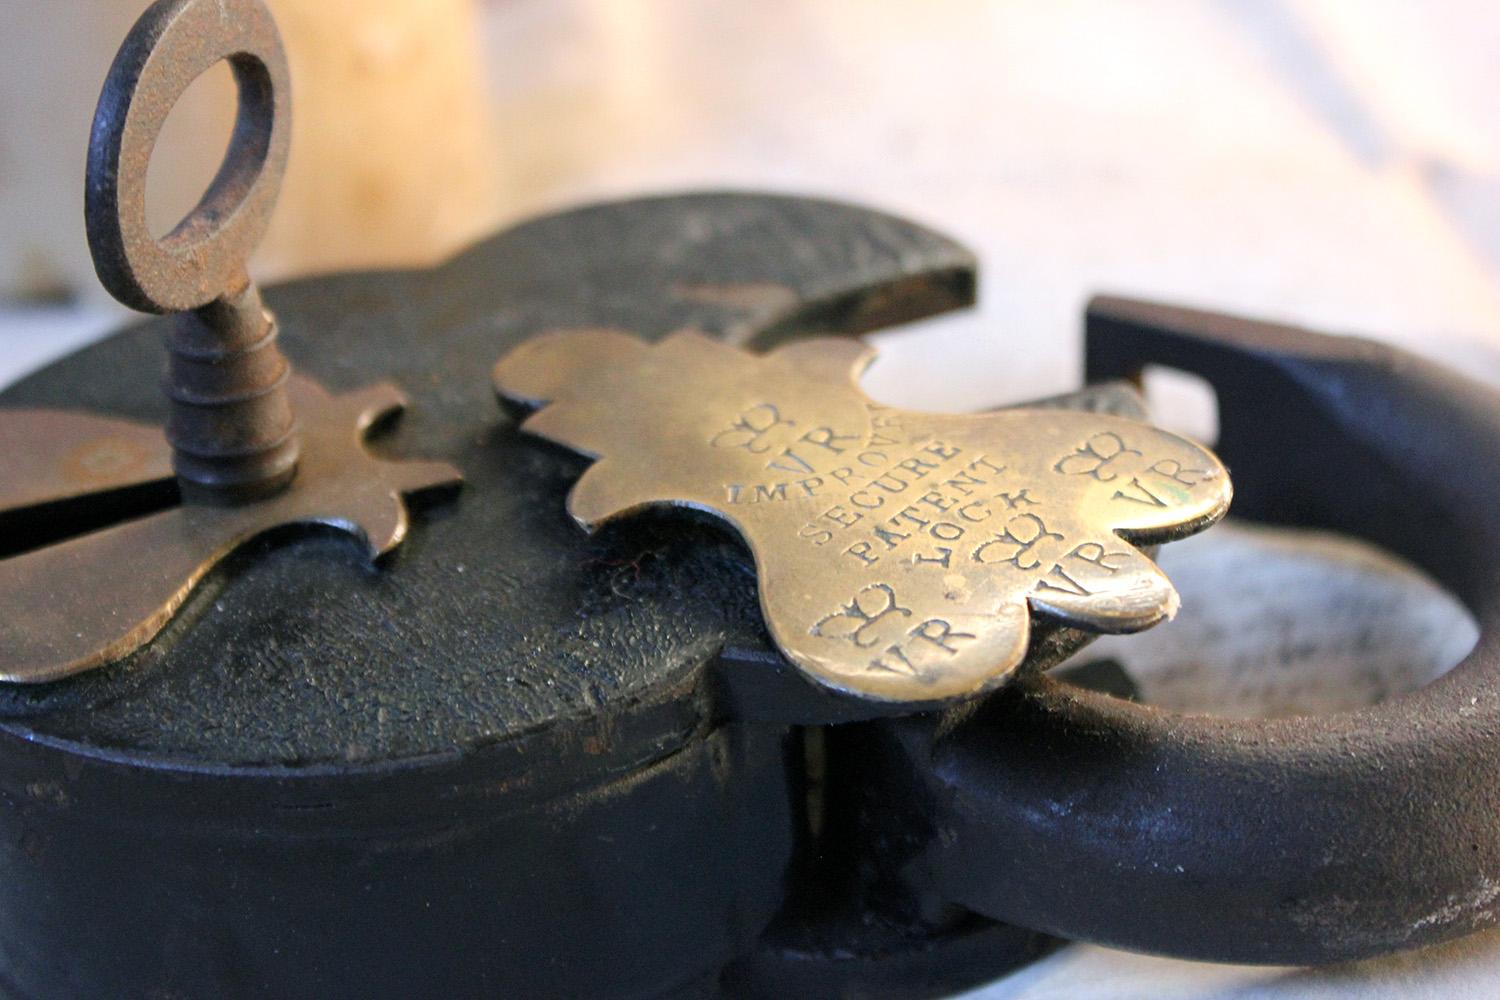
left=85, top=0, right=299, bottom=500
left=0, top=409, right=172, bottom=513
left=0, top=376, right=460, bottom=684
left=495, top=329, right=1232, bottom=703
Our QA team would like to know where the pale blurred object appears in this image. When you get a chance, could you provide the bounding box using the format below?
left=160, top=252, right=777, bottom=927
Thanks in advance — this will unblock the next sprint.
left=0, top=0, right=501, bottom=304
left=260, top=0, right=502, bottom=280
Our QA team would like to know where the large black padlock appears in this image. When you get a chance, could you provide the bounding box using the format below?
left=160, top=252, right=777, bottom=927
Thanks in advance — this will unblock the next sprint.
left=5, top=2, right=1500, bottom=998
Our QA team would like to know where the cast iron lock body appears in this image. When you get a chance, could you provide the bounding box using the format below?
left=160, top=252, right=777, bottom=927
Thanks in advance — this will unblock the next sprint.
left=0, top=194, right=1049, bottom=1000
left=1, top=194, right=1494, bottom=998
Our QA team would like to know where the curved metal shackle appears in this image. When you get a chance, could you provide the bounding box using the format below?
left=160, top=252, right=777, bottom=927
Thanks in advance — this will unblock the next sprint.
left=881, top=298, right=1500, bottom=965
left=85, top=0, right=290, bottom=314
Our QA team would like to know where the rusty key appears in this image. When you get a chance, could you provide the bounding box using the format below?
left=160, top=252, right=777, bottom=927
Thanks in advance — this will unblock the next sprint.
left=0, top=0, right=460, bottom=683
left=85, top=0, right=299, bottom=501
left=496, top=329, right=1230, bottom=704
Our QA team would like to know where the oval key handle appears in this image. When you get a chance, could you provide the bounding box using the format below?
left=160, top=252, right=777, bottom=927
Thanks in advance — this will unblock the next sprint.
left=495, top=329, right=1232, bottom=705
left=85, top=0, right=299, bottom=501
left=85, top=0, right=290, bottom=314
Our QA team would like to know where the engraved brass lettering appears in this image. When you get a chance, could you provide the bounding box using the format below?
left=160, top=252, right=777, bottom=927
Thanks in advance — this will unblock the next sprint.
left=495, top=330, right=1232, bottom=703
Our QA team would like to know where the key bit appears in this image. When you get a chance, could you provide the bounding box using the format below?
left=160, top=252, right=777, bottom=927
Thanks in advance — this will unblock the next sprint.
left=495, top=329, right=1231, bottom=704
left=0, top=0, right=460, bottom=684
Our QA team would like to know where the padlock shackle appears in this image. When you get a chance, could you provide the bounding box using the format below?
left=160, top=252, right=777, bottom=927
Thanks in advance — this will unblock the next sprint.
left=882, top=299, right=1500, bottom=964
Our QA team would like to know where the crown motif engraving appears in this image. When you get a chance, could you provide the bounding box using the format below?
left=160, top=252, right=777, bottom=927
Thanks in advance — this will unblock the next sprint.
left=495, top=329, right=1231, bottom=703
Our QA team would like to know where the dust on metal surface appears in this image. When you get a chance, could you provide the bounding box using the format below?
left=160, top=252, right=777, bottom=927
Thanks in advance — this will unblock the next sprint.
left=0, top=0, right=461, bottom=683
left=495, top=329, right=1231, bottom=703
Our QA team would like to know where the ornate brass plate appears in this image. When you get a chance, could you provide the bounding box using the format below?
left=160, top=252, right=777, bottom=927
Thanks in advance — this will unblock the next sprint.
left=495, top=329, right=1231, bottom=703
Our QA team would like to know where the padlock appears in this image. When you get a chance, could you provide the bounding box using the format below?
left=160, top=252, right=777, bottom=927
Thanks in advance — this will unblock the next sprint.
left=5, top=2, right=1500, bottom=999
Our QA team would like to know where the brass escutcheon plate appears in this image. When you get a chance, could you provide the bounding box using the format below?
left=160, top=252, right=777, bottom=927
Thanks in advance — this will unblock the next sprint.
left=495, top=329, right=1231, bottom=703
left=0, top=377, right=461, bottom=684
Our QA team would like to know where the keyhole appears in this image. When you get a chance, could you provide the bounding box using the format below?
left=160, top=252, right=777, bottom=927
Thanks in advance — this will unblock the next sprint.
left=146, top=60, right=237, bottom=240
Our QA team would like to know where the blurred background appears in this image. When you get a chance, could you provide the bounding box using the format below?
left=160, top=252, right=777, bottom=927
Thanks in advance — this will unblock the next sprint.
left=3, top=1, right=1499, bottom=997
left=5, top=1, right=1500, bottom=402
